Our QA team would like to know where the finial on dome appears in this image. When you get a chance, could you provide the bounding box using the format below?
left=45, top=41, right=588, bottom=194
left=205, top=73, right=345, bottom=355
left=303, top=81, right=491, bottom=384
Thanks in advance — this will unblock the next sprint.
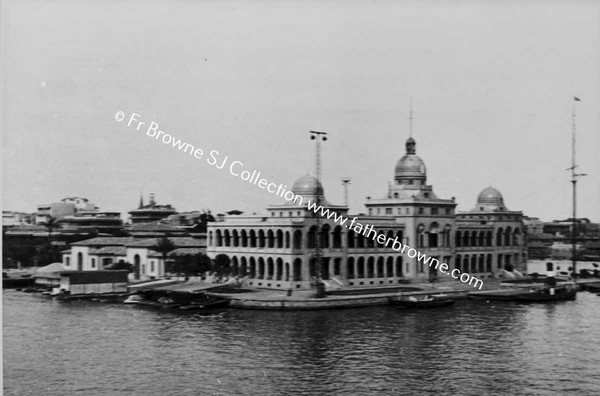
left=406, top=137, right=416, bottom=155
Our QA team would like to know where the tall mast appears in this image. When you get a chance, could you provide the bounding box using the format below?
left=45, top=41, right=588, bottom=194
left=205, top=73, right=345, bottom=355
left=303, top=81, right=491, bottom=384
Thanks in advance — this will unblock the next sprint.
left=570, top=97, right=586, bottom=278
left=310, top=130, right=327, bottom=298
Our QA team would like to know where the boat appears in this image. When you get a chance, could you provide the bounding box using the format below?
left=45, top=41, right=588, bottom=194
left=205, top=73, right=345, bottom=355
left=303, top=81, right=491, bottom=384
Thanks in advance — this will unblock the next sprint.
left=123, top=294, right=182, bottom=308
left=391, top=295, right=455, bottom=308
left=580, top=283, right=600, bottom=293
left=179, top=296, right=229, bottom=311
left=468, top=290, right=525, bottom=301
left=514, top=288, right=576, bottom=302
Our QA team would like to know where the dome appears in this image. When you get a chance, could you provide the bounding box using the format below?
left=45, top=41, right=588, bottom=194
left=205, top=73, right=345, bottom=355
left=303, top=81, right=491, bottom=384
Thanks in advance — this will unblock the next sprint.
left=394, top=138, right=427, bottom=182
left=291, top=175, right=324, bottom=197
left=477, top=186, right=504, bottom=206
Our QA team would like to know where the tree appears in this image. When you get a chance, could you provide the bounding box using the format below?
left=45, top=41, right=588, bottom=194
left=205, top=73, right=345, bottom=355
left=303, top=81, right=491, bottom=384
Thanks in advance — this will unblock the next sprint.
left=44, top=216, right=61, bottom=241
left=150, top=237, right=177, bottom=276
left=213, top=254, right=231, bottom=277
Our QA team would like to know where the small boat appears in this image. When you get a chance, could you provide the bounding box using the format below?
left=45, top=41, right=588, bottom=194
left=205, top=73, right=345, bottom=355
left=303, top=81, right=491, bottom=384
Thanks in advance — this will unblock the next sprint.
left=514, top=288, right=576, bottom=302
left=468, top=290, right=524, bottom=301
left=581, top=284, right=600, bottom=293
left=179, top=298, right=229, bottom=311
left=391, top=295, right=455, bottom=308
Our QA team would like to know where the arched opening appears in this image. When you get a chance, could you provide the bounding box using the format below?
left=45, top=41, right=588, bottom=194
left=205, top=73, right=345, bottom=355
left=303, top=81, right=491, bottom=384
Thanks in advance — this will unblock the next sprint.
left=347, top=257, right=355, bottom=279
left=333, top=258, right=341, bottom=277
left=504, top=227, right=512, bottom=246
left=249, top=230, right=257, bottom=248
left=208, top=231, right=213, bottom=247
left=320, top=224, right=330, bottom=249
left=470, top=231, right=477, bottom=247
left=285, top=231, right=290, bottom=249
left=347, top=230, right=355, bottom=248
left=241, top=230, right=248, bottom=247
left=267, top=230, right=275, bottom=248
left=232, top=230, right=239, bottom=247
left=486, top=231, right=493, bottom=246
left=428, top=223, right=439, bottom=248
left=396, top=230, right=404, bottom=243
left=456, top=254, right=462, bottom=272
left=356, top=233, right=365, bottom=248
left=258, top=230, right=266, bottom=248
left=231, top=256, right=239, bottom=275
left=456, top=231, right=462, bottom=247
left=216, top=230, right=223, bottom=247
left=386, top=256, right=394, bottom=277
left=486, top=254, right=492, bottom=272
left=276, top=229, right=284, bottom=248
left=471, top=255, right=477, bottom=273
left=293, top=259, right=302, bottom=281
left=307, top=226, right=317, bottom=249
left=478, top=231, right=485, bottom=247
left=395, top=256, right=403, bottom=277
left=332, top=226, right=343, bottom=248
left=367, top=257, right=375, bottom=278
left=357, top=257, right=365, bottom=278
left=285, top=263, right=290, bottom=281
left=496, top=228, right=504, bottom=246
left=417, top=224, right=426, bottom=248
left=258, top=257, right=265, bottom=279
left=463, top=255, right=470, bottom=273
left=240, top=256, right=247, bottom=276
left=463, top=231, right=470, bottom=247
left=376, top=257, right=385, bottom=277
left=275, top=258, right=283, bottom=280
left=293, top=230, right=302, bottom=250
left=478, top=255, right=484, bottom=272
left=224, top=230, right=231, bottom=247
left=249, top=257, right=256, bottom=278
left=77, top=252, right=83, bottom=271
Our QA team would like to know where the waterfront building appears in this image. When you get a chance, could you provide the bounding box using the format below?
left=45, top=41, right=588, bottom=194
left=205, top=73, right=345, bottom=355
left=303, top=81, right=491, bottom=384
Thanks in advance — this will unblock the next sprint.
left=54, top=270, right=129, bottom=296
left=206, top=136, right=527, bottom=291
left=63, top=236, right=206, bottom=280
left=128, top=193, right=177, bottom=224
left=455, top=187, right=526, bottom=275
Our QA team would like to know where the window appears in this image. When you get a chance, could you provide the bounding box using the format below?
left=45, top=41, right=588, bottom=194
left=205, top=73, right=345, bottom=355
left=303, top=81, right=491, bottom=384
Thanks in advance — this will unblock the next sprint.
left=141, top=264, right=145, bottom=274
left=377, top=208, right=381, bottom=215
left=445, top=208, right=450, bottom=215
left=386, top=208, right=392, bottom=214
left=151, top=261, right=155, bottom=273
left=424, top=193, right=429, bottom=198
left=398, top=208, right=402, bottom=214
left=369, top=209, right=373, bottom=215
left=65, top=257, right=70, bottom=267
left=431, top=208, right=439, bottom=215
left=418, top=208, right=424, bottom=215
left=91, top=258, right=96, bottom=268
left=393, top=192, right=398, bottom=198
left=279, top=212, right=283, bottom=217
left=409, top=180, right=414, bottom=185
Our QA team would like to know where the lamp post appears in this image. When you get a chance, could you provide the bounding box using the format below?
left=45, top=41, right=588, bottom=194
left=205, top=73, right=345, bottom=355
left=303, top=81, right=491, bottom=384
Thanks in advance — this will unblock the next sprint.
left=310, top=130, right=327, bottom=298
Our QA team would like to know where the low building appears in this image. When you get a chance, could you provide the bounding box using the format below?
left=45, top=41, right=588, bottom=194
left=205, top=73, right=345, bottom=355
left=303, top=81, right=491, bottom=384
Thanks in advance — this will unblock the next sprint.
left=2, top=211, right=34, bottom=228
left=54, top=270, right=129, bottom=295
left=36, top=197, right=97, bottom=224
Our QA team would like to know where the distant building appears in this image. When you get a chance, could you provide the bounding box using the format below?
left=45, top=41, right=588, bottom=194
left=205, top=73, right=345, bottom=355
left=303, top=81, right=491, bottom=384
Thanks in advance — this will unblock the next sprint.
left=2, top=211, right=34, bottom=227
left=36, top=197, right=96, bottom=224
left=128, top=193, right=177, bottom=224
left=58, top=211, right=123, bottom=235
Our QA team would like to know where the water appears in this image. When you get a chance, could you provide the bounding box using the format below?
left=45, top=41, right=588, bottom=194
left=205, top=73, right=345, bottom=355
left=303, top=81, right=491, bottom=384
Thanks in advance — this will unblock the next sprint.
left=4, top=291, right=600, bottom=396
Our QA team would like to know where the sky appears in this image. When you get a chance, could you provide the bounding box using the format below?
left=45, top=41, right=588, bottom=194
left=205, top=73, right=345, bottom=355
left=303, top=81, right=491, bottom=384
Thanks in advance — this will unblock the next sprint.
left=2, top=0, right=600, bottom=223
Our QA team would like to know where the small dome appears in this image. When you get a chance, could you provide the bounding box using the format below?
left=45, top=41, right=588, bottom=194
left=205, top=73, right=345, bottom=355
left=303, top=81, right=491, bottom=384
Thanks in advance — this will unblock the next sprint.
left=477, top=186, right=504, bottom=206
left=395, top=155, right=427, bottom=180
left=291, top=176, right=324, bottom=197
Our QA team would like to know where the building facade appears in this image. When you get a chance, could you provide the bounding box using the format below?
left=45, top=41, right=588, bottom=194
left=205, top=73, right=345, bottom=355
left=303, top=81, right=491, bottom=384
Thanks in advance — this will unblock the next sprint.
left=207, top=137, right=527, bottom=290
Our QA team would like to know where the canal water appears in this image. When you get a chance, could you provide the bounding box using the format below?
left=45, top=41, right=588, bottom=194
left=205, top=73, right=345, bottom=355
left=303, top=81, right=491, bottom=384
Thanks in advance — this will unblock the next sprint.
left=4, top=290, right=600, bottom=395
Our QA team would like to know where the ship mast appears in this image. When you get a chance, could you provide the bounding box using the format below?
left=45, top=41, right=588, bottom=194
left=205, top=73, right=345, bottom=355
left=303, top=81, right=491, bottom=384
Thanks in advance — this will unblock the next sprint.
left=569, top=97, right=586, bottom=278
left=310, top=130, right=327, bottom=298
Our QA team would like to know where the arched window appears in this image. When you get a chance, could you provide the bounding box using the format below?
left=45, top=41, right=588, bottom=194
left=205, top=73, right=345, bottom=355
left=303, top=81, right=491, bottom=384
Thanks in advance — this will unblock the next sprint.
left=307, top=226, right=317, bottom=248
left=258, top=258, right=265, bottom=279
left=285, top=231, right=290, bottom=249
left=293, top=259, right=302, bottom=281
left=258, top=230, right=266, bottom=248
left=478, top=231, right=485, bottom=247
left=386, top=257, right=394, bottom=277
left=471, top=255, right=477, bottom=273
left=332, top=226, right=343, bottom=248
left=486, top=231, right=493, bottom=246
left=456, top=255, right=462, bottom=272
left=428, top=223, right=439, bottom=248
left=240, top=257, right=248, bottom=276
left=267, top=258, right=274, bottom=279
left=486, top=254, right=492, bottom=272
left=357, top=257, right=365, bottom=278
left=367, top=257, right=375, bottom=278
left=456, top=231, right=462, bottom=247
left=276, top=229, right=284, bottom=248
left=347, top=230, right=355, bottom=248
left=470, top=231, right=477, bottom=247
left=463, top=231, right=470, bottom=247
left=231, top=256, right=239, bottom=275
left=267, top=230, right=275, bottom=248
left=216, top=230, right=223, bottom=247
left=249, top=230, right=257, bottom=248
left=320, top=224, right=330, bottom=249
left=496, top=228, right=504, bottom=246
left=478, top=255, right=485, bottom=272
left=240, top=230, right=248, bottom=247
left=417, top=224, right=426, bottom=248
left=347, top=257, right=355, bottom=279
left=208, top=231, right=213, bottom=247
left=505, top=227, right=512, bottom=246
left=77, top=252, right=83, bottom=271
left=377, top=257, right=385, bottom=277
left=395, top=256, right=403, bottom=277
left=249, top=257, right=256, bottom=278
left=293, top=230, right=302, bottom=250
left=276, top=258, right=283, bottom=280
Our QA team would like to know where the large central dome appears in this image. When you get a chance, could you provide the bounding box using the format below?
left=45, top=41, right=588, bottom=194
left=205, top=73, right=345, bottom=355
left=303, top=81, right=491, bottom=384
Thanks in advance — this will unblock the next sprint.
left=474, top=186, right=506, bottom=211
left=394, top=137, right=427, bottom=182
left=291, top=175, right=330, bottom=205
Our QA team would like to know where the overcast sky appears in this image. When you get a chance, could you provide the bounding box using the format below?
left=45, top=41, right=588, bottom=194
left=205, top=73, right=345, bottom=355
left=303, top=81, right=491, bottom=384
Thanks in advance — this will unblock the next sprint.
left=3, top=0, right=600, bottom=222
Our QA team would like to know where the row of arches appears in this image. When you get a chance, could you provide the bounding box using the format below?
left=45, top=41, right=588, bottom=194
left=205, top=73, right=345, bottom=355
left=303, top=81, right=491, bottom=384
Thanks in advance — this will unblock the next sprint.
left=455, top=227, right=522, bottom=247
left=455, top=254, right=493, bottom=274
left=210, top=226, right=407, bottom=250
left=221, top=255, right=407, bottom=281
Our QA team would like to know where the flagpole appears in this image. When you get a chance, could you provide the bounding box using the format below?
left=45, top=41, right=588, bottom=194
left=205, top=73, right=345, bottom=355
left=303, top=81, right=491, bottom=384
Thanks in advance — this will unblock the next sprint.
left=570, top=97, right=585, bottom=278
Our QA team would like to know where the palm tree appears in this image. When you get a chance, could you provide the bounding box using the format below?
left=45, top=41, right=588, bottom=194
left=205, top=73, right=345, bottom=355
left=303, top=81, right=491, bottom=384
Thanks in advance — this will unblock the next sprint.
left=44, top=216, right=61, bottom=242
left=151, top=237, right=177, bottom=277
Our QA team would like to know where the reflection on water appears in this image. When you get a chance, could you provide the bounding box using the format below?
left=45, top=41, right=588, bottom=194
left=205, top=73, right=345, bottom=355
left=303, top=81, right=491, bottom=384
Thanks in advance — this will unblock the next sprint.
left=4, top=291, right=600, bottom=395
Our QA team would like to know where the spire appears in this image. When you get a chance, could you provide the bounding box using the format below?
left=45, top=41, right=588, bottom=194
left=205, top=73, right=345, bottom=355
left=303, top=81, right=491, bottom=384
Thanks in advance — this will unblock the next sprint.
left=138, top=192, right=144, bottom=209
left=409, top=96, right=414, bottom=138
